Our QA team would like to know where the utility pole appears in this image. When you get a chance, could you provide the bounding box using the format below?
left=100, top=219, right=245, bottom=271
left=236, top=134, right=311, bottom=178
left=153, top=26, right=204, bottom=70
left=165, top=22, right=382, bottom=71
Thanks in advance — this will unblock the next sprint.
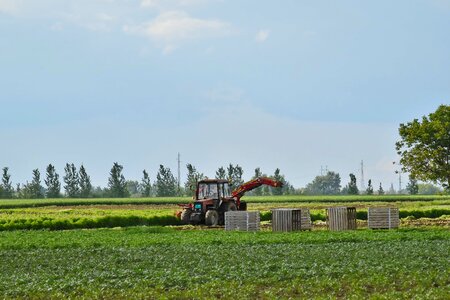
left=360, top=160, right=365, bottom=191
left=393, top=161, right=402, bottom=193
left=177, top=153, right=181, bottom=194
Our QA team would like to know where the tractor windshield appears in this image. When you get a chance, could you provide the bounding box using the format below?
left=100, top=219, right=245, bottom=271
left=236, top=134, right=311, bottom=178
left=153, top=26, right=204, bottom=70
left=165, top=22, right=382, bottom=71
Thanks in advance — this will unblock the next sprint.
left=198, top=183, right=218, bottom=199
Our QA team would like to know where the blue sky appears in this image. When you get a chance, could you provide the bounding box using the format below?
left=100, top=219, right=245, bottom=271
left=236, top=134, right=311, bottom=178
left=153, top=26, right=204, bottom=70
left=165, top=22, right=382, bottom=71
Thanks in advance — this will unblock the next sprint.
left=1, top=0, right=449, bottom=190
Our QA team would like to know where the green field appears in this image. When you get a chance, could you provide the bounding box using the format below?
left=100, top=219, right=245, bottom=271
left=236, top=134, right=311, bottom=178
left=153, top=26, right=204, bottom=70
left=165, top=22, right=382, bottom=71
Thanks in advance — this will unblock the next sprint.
left=1, top=194, right=449, bottom=209
left=0, top=227, right=449, bottom=299
left=0, top=195, right=449, bottom=298
left=0, top=195, right=449, bottom=231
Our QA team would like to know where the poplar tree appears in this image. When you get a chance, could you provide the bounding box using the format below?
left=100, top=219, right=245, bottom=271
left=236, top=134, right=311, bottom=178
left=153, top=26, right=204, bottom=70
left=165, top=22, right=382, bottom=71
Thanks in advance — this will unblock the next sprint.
left=30, top=169, right=44, bottom=198
left=1, top=167, right=14, bottom=199
left=79, top=165, right=92, bottom=198
left=366, top=179, right=374, bottom=195
left=108, top=162, right=128, bottom=198
left=45, top=164, right=61, bottom=198
left=64, top=163, right=79, bottom=198
left=378, top=183, right=385, bottom=195
left=215, top=167, right=226, bottom=180
left=141, top=169, right=152, bottom=197
left=185, top=163, right=204, bottom=196
left=155, top=165, right=177, bottom=197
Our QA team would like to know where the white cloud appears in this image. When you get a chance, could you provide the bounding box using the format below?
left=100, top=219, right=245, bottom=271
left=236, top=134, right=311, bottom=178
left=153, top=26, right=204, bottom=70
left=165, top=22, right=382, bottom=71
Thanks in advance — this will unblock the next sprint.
left=255, top=29, right=270, bottom=42
left=124, top=11, right=230, bottom=41
left=0, top=0, right=22, bottom=15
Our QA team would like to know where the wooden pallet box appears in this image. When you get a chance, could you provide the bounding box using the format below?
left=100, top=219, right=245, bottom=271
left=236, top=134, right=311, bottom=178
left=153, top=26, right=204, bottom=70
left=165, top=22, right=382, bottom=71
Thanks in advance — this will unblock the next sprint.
left=368, top=207, right=399, bottom=229
left=271, top=208, right=312, bottom=232
left=326, top=207, right=357, bottom=231
left=224, top=211, right=260, bottom=231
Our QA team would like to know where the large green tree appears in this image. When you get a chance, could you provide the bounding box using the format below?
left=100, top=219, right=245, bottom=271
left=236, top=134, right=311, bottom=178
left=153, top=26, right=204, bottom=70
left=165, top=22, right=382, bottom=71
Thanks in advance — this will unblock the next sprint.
left=305, top=171, right=341, bottom=195
left=64, top=163, right=79, bottom=198
left=108, top=162, right=129, bottom=198
left=396, top=104, right=450, bottom=191
left=1, top=167, right=14, bottom=199
left=45, top=164, right=61, bottom=198
left=155, top=165, right=177, bottom=197
left=78, top=165, right=92, bottom=198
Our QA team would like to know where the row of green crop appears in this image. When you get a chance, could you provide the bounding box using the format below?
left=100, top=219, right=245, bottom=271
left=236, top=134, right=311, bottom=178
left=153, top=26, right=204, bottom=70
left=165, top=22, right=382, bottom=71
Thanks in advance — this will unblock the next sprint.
left=0, top=228, right=449, bottom=299
left=0, top=194, right=449, bottom=209
left=0, top=209, right=448, bottom=231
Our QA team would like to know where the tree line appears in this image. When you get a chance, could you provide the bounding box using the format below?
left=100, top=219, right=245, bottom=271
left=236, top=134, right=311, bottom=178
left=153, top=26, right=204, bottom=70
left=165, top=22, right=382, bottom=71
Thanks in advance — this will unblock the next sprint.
left=0, top=163, right=294, bottom=199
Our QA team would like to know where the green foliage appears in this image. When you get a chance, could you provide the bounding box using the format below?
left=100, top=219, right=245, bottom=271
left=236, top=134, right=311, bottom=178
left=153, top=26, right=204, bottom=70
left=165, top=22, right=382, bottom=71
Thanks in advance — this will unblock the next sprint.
left=64, top=163, right=79, bottom=198
left=366, top=179, right=374, bottom=195
left=396, top=104, right=450, bottom=190
left=30, top=169, right=44, bottom=199
left=0, top=228, right=448, bottom=299
left=418, top=183, right=442, bottom=195
left=343, top=173, right=359, bottom=195
left=215, top=166, right=226, bottom=179
left=45, top=164, right=61, bottom=198
left=107, top=162, right=129, bottom=198
left=155, top=165, right=177, bottom=197
left=141, top=170, right=152, bottom=197
left=378, top=182, right=385, bottom=195
left=78, top=165, right=92, bottom=198
left=184, top=163, right=204, bottom=196
left=406, top=175, right=419, bottom=195
left=305, top=171, right=341, bottom=195
left=1, top=167, right=14, bottom=199
left=226, top=164, right=244, bottom=188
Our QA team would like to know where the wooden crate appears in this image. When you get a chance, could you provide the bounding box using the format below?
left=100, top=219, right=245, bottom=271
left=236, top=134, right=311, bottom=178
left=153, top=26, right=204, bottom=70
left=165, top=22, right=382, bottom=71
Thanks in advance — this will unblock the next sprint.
left=368, top=207, right=399, bottom=229
left=272, top=208, right=312, bottom=232
left=225, top=211, right=260, bottom=231
left=326, top=207, right=357, bottom=231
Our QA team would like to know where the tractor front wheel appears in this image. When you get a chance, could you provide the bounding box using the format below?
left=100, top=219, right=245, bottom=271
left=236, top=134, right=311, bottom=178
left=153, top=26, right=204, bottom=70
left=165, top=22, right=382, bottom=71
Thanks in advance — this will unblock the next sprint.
left=205, top=210, right=219, bottom=226
left=180, top=209, right=192, bottom=224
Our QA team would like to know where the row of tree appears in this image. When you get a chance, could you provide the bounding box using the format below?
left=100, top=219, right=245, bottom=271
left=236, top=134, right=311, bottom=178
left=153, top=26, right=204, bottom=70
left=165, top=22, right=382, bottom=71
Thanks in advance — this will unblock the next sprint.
left=303, top=171, right=426, bottom=195
left=0, top=163, right=293, bottom=199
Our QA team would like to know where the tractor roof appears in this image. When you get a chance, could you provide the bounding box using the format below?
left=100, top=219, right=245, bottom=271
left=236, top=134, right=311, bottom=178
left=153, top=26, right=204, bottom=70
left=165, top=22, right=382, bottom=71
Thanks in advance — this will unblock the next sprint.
left=198, top=179, right=229, bottom=184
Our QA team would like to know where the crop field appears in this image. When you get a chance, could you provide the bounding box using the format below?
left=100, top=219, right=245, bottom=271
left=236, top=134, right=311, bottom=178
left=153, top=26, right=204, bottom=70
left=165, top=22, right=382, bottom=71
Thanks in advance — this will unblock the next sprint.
left=0, top=196, right=449, bottom=231
left=0, top=195, right=449, bottom=298
left=0, top=227, right=449, bottom=299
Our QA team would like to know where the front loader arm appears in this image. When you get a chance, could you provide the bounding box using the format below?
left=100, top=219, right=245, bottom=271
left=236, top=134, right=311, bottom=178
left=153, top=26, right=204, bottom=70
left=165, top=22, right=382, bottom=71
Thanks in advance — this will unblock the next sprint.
left=232, top=177, right=283, bottom=200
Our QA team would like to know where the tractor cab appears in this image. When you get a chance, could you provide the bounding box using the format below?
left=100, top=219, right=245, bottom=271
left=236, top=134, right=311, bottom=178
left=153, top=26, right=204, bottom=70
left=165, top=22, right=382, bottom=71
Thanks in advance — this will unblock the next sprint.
left=196, top=179, right=232, bottom=200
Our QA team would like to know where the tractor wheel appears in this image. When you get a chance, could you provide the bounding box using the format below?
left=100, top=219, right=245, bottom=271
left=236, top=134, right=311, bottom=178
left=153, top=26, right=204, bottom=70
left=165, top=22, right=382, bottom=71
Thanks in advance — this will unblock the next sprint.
left=205, top=210, right=219, bottom=226
left=180, top=209, right=192, bottom=224
left=225, top=201, right=237, bottom=212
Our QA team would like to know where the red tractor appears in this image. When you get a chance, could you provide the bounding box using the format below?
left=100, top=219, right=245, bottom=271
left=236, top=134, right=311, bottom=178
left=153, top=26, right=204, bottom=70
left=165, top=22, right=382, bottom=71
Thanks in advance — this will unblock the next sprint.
left=179, top=177, right=283, bottom=226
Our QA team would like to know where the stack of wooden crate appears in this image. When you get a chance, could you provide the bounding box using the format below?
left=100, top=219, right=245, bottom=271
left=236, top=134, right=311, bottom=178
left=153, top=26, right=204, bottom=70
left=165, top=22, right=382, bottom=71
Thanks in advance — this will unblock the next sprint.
left=271, top=208, right=312, bottom=232
left=224, top=211, right=260, bottom=231
left=326, top=207, right=357, bottom=231
left=368, top=207, right=400, bottom=229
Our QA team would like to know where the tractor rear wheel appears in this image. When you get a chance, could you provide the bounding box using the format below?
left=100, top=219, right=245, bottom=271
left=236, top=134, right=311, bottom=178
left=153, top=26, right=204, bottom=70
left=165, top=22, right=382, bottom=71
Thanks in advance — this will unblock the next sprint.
left=180, top=209, right=192, bottom=224
left=205, top=209, right=219, bottom=226
left=225, top=201, right=237, bottom=212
